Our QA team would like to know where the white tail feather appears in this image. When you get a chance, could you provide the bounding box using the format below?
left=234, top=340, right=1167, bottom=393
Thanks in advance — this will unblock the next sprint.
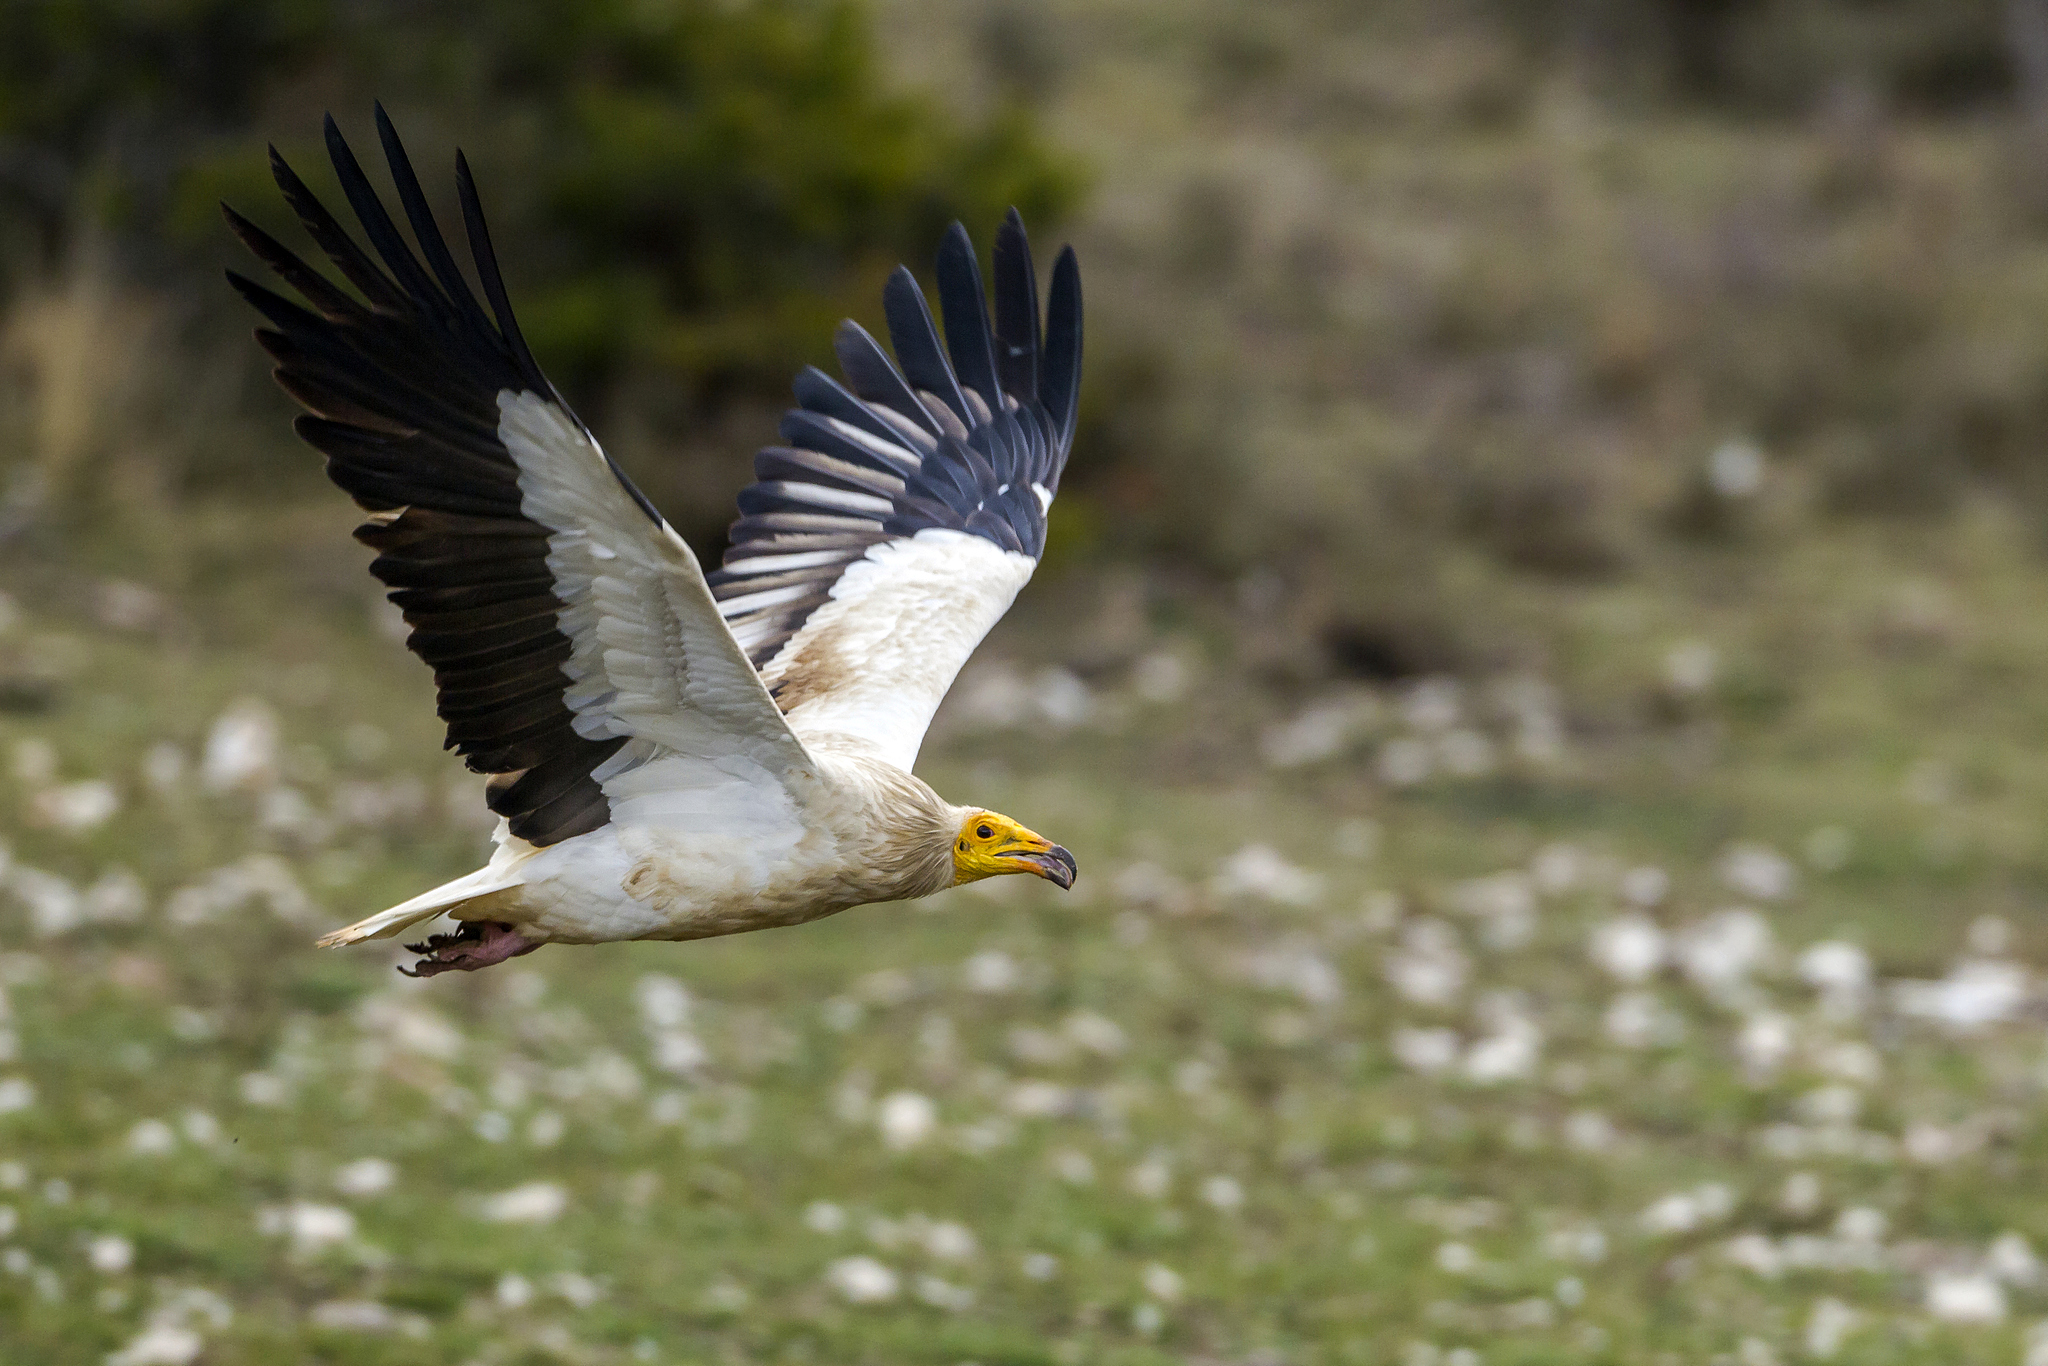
left=315, top=865, right=520, bottom=948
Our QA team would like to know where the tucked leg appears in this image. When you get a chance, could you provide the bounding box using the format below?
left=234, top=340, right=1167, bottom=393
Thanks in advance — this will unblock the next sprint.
left=400, top=920, right=540, bottom=977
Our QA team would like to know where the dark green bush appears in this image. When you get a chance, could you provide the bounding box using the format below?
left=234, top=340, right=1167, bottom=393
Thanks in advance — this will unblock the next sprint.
left=0, top=0, right=1081, bottom=408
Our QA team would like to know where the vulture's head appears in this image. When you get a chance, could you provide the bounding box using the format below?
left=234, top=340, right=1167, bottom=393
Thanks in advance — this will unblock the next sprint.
left=952, top=811, right=1077, bottom=890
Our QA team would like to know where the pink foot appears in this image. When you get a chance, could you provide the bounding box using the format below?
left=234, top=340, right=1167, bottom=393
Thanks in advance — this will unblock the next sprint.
left=400, top=921, right=540, bottom=977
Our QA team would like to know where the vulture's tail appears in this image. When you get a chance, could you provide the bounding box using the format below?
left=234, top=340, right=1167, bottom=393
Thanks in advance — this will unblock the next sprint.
left=316, top=866, right=520, bottom=947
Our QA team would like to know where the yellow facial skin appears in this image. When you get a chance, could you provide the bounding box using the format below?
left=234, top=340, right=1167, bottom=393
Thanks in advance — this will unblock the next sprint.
left=952, top=811, right=1078, bottom=889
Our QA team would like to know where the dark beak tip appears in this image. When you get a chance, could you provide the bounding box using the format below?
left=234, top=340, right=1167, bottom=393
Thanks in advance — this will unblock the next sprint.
left=1049, top=844, right=1078, bottom=891
left=1002, top=844, right=1078, bottom=890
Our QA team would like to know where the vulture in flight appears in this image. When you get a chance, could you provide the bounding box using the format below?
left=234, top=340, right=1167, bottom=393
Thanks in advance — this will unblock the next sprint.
left=225, top=108, right=1081, bottom=976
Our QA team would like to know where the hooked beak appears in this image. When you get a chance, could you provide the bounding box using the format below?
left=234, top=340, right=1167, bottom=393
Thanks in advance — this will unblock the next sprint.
left=1001, top=843, right=1078, bottom=890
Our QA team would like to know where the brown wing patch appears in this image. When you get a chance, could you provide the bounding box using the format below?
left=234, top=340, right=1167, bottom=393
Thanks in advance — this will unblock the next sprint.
left=765, top=621, right=860, bottom=712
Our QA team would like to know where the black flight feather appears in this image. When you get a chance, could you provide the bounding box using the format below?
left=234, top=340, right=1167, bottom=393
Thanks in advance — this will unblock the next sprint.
left=881, top=266, right=971, bottom=427
left=992, top=208, right=1040, bottom=399
left=1040, top=246, right=1084, bottom=466
left=935, top=222, right=1002, bottom=409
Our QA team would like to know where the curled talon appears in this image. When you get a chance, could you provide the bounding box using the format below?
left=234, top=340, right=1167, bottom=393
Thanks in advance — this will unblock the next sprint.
left=398, top=921, right=538, bottom=978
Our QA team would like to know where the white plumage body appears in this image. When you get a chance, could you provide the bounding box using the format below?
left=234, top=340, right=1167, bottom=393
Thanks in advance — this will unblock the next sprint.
left=452, top=736, right=960, bottom=945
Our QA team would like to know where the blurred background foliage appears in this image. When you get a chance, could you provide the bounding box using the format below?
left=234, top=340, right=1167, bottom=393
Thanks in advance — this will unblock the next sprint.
left=1492, top=0, right=2022, bottom=111
left=8, top=0, right=2048, bottom=667
left=0, top=0, right=1078, bottom=536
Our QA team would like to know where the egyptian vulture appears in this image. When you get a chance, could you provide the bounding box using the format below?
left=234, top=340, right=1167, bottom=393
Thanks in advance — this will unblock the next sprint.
left=225, top=109, right=1081, bottom=976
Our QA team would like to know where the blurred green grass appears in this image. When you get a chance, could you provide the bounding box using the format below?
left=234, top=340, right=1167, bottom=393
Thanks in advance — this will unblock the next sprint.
left=8, top=542, right=2048, bottom=1362
left=13, top=1, right=2048, bottom=1362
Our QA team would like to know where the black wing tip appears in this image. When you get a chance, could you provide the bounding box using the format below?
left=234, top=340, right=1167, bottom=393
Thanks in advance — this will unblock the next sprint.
left=265, top=143, right=297, bottom=185
left=935, top=222, right=982, bottom=289
left=453, top=152, right=487, bottom=236
left=1048, top=245, right=1082, bottom=328
left=222, top=269, right=275, bottom=314
left=322, top=113, right=372, bottom=189
left=994, top=209, right=1031, bottom=265
left=934, top=221, right=1001, bottom=404
left=220, top=203, right=295, bottom=267
left=1039, top=244, right=1083, bottom=453
left=450, top=143, right=549, bottom=395
left=989, top=207, right=1042, bottom=396
left=371, top=102, right=408, bottom=164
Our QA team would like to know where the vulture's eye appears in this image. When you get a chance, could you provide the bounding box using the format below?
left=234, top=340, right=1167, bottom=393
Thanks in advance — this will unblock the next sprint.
left=976, top=824, right=993, bottom=840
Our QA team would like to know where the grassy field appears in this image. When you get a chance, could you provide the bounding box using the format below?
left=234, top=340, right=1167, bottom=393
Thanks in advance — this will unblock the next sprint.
left=2, top=492, right=2048, bottom=1366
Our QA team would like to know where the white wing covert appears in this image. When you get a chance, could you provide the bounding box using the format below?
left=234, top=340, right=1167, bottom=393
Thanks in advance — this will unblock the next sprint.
left=709, top=212, right=1083, bottom=770
left=226, top=107, right=810, bottom=848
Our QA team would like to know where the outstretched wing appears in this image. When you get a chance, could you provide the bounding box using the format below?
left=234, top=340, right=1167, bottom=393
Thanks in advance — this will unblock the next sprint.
left=709, top=212, right=1082, bottom=771
left=226, top=107, right=811, bottom=847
